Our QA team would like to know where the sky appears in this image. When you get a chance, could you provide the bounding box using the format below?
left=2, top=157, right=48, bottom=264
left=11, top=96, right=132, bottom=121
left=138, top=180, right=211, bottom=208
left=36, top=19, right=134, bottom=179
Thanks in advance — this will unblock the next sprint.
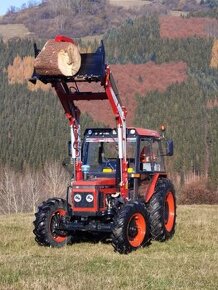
left=0, top=1, right=37, bottom=16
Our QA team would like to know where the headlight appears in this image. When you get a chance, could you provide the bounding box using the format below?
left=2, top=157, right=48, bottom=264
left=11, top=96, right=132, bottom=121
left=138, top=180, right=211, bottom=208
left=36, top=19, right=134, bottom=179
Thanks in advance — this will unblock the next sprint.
left=74, top=194, right=82, bottom=203
left=86, top=194, right=94, bottom=203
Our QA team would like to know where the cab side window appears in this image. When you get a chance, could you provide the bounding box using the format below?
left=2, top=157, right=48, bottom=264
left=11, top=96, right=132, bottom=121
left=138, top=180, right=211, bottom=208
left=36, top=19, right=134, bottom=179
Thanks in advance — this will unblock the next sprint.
left=139, top=138, right=164, bottom=172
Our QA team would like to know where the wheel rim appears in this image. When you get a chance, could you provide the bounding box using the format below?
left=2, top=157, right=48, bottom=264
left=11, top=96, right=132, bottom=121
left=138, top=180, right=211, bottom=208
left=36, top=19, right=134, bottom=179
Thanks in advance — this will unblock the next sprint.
left=50, top=208, right=67, bottom=243
left=127, top=213, right=146, bottom=247
left=164, top=192, right=175, bottom=232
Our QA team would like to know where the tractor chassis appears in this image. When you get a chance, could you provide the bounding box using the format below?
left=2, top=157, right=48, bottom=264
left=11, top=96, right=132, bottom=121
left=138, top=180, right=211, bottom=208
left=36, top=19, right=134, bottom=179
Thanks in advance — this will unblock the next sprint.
left=58, top=217, right=113, bottom=233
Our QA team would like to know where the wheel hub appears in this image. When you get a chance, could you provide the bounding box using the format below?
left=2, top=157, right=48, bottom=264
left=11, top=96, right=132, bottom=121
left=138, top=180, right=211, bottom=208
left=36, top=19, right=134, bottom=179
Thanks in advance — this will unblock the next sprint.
left=50, top=211, right=66, bottom=238
left=128, top=218, right=139, bottom=239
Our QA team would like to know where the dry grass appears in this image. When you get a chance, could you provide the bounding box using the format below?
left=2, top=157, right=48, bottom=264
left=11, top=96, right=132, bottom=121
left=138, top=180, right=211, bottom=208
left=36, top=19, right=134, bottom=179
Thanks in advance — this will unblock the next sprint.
left=109, top=0, right=151, bottom=9
left=0, top=24, right=32, bottom=41
left=210, top=39, right=218, bottom=68
left=0, top=205, right=217, bottom=289
left=80, top=34, right=103, bottom=44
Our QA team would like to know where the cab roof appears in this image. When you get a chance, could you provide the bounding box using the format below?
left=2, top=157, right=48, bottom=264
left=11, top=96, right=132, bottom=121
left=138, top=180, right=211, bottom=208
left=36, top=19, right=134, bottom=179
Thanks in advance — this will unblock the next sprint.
left=132, top=128, right=160, bottom=138
left=84, top=127, right=161, bottom=139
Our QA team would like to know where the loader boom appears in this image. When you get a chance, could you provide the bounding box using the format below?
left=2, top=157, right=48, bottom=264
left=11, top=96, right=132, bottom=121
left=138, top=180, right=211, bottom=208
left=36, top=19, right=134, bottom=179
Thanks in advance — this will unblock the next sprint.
left=31, top=36, right=128, bottom=198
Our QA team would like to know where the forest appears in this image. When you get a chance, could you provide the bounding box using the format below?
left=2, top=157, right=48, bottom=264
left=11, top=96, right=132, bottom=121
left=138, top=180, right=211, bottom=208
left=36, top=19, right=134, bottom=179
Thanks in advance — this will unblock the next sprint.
left=103, top=16, right=218, bottom=189
left=0, top=14, right=218, bottom=214
left=1, top=0, right=218, bottom=39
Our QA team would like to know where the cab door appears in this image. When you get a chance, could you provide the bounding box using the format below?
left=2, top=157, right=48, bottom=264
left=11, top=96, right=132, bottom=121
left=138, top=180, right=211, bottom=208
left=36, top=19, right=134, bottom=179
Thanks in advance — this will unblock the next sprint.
left=138, top=138, right=165, bottom=173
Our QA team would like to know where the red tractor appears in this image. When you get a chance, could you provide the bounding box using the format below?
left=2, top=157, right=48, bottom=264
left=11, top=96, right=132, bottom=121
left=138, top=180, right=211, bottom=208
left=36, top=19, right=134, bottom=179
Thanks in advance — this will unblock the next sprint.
left=31, top=36, right=176, bottom=254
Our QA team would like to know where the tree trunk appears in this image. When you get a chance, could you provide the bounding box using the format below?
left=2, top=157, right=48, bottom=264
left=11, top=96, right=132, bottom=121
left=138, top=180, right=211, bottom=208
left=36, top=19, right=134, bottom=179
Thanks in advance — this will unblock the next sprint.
left=34, top=39, right=81, bottom=76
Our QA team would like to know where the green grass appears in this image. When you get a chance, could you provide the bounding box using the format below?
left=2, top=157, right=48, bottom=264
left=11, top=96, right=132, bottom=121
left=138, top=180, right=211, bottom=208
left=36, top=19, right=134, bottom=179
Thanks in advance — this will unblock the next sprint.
left=0, top=205, right=217, bottom=290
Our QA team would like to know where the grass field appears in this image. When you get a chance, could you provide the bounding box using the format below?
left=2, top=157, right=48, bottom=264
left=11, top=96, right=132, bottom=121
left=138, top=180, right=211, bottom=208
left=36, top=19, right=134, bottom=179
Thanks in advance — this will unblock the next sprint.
left=0, top=205, right=217, bottom=290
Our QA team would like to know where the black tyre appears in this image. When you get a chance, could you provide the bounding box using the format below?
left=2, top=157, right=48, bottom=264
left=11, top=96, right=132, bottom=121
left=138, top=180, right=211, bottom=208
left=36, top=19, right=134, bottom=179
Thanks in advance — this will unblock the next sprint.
left=148, top=178, right=176, bottom=241
left=33, top=198, right=71, bottom=247
left=112, top=201, right=150, bottom=254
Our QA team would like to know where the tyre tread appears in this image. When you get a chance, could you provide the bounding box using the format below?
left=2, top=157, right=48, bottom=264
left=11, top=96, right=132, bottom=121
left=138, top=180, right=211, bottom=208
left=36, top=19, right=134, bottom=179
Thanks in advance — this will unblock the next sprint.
left=148, top=178, right=176, bottom=241
left=33, top=198, right=70, bottom=247
left=112, top=201, right=150, bottom=254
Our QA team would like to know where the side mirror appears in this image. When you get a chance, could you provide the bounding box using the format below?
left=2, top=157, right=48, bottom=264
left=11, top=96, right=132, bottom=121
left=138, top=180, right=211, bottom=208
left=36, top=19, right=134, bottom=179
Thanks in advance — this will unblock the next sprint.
left=166, top=140, right=174, bottom=156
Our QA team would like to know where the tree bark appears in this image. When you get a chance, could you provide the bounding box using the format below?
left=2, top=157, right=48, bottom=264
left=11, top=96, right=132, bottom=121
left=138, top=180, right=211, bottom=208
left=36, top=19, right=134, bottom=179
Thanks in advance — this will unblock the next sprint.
left=34, top=39, right=81, bottom=76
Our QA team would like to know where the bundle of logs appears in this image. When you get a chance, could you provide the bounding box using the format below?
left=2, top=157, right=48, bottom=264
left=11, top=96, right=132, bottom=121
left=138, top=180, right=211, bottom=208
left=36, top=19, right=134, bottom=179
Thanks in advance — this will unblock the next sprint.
left=34, top=38, right=81, bottom=76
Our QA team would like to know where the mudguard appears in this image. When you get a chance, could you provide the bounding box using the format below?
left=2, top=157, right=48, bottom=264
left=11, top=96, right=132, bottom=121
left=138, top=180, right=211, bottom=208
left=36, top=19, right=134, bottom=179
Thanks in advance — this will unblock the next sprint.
left=145, top=173, right=166, bottom=202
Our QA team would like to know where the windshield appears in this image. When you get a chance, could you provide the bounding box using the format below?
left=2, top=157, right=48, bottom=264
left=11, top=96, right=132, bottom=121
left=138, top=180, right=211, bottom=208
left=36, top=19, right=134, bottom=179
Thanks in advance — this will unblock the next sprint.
left=83, top=137, right=136, bottom=175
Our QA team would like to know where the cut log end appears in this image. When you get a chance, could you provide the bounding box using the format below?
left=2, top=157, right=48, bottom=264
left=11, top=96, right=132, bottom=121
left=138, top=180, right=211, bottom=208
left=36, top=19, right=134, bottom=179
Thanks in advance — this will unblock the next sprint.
left=34, top=39, right=81, bottom=77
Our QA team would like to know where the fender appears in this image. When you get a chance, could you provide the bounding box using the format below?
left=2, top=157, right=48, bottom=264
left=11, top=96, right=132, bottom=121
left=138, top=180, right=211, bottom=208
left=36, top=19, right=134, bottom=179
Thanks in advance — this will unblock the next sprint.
left=145, top=173, right=167, bottom=202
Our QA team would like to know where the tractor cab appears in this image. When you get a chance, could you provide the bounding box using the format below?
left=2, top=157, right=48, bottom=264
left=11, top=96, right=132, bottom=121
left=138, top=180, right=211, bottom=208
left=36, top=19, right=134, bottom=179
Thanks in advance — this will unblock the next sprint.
left=81, top=127, right=171, bottom=180
left=68, top=127, right=173, bottom=218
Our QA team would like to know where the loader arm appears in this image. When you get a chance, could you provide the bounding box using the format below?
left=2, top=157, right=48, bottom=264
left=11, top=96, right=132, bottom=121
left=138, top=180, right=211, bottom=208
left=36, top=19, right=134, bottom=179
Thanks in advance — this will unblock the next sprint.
left=30, top=36, right=128, bottom=199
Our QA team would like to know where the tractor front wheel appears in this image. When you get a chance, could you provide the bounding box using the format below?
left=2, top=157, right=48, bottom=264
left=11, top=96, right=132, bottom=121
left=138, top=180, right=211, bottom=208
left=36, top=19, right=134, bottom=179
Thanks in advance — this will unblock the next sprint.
left=112, top=201, right=150, bottom=254
left=148, top=178, right=176, bottom=241
left=33, top=198, right=71, bottom=247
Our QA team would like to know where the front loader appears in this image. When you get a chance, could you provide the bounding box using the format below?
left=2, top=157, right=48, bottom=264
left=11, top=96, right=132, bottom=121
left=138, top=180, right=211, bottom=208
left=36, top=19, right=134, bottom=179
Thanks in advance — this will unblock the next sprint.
left=31, top=36, right=176, bottom=254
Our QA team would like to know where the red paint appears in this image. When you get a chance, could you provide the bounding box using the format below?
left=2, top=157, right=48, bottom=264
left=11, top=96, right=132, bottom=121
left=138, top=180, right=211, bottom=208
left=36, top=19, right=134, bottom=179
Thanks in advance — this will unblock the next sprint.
left=75, top=161, right=83, bottom=181
left=128, top=213, right=146, bottom=247
left=120, top=159, right=128, bottom=199
left=73, top=178, right=116, bottom=187
left=145, top=173, right=160, bottom=202
left=133, top=128, right=160, bottom=138
left=164, top=191, right=175, bottom=232
left=72, top=188, right=98, bottom=212
left=104, top=66, right=128, bottom=197
left=51, top=209, right=67, bottom=243
left=71, top=180, right=117, bottom=213
left=55, top=35, right=75, bottom=44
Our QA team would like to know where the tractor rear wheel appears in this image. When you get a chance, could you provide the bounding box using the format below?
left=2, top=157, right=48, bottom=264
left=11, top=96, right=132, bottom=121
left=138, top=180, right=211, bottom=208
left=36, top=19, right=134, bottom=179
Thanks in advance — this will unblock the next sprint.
left=148, top=178, right=176, bottom=241
left=33, top=198, right=71, bottom=247
left=112, top=201, right=150, bottom=254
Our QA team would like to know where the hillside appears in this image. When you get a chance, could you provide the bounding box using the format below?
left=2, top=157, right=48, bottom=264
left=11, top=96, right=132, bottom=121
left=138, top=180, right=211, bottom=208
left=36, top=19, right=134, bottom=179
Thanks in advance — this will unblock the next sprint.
left=0, top=24, right=31, bottom=41
left=66, top=61, right=187, bottom=126
left=0, top=0, right=149, bottom=39
left=0, top=14, right=218, bottom=189
left=109, top=0, right=152, bottom=8
left=7, top=55, right=188, bottom=126
left=1, top=14, right=217, bottom=42
left=0, top=5, right=218, bottom=201
left=0, top=205, right=217, bottom=289
left=160, top=15, right=218, bottom=38
left=0, top=0, right=217, bottom=40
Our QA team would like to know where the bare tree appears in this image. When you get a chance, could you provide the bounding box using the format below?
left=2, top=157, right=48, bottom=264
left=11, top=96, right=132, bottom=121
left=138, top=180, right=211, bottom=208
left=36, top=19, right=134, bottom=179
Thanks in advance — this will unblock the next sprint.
left=43, top=162, right=69, bottom=198
left=20, top=170, right=42, bottom=213
left=0, top=167, right=18, bottom=214
left=0, top=163, right=69, bottom=215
